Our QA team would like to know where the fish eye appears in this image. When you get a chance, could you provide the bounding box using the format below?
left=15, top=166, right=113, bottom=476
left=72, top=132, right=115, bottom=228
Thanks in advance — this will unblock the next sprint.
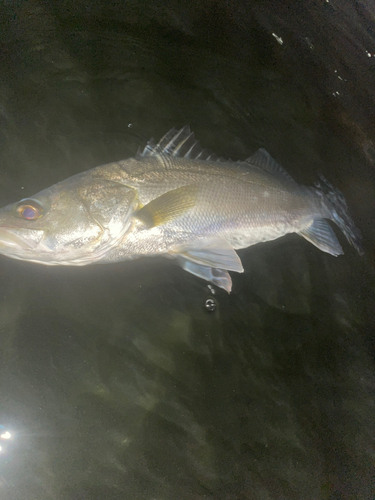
left=16, top=199, right=44, bottom=220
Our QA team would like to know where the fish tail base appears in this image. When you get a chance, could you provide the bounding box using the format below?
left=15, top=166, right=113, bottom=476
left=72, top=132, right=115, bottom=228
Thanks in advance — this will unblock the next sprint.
left=313, top=175, right=364, bottom=255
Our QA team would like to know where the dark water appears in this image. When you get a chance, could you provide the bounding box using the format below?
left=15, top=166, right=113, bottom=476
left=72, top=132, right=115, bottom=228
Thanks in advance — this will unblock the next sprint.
left=1, top=1, right=375, bottom=499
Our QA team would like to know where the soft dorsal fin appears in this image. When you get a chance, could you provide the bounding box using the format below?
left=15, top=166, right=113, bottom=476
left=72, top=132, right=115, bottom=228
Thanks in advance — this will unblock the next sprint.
left=137, top=126, right=223, bottom=161
left=244, top=148, right=296, bottom=182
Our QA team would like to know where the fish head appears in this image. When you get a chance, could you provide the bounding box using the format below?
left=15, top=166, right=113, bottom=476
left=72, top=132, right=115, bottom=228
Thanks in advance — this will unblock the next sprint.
left=0, top=172, right=138, bottom=265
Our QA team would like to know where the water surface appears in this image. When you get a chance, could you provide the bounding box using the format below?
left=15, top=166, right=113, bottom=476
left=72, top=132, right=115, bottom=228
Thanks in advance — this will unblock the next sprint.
left=0, top=1, right=374, bottom=499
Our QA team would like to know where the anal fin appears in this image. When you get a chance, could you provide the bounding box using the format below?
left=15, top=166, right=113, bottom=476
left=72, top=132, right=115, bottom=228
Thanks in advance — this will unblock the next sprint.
left=299, top=219, right=343, bottom=256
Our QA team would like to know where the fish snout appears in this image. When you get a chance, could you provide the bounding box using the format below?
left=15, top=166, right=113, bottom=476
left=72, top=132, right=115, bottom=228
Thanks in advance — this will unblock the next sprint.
left=0, top=226, right=45, bottom=250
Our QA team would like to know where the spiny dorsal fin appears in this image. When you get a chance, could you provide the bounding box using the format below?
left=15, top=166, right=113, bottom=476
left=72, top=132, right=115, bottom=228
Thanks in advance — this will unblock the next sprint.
left=135, top=184, right=199, bottom=227
left=138, top=129, right=294, bottom=181
left=245, top=148, right=296, bottom=182
left=137, top=126, right=223, bottom=161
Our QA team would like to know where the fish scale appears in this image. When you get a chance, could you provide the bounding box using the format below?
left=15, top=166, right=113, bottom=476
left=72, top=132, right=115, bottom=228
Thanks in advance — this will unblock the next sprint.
left=0, top=126, right=363, bottom=292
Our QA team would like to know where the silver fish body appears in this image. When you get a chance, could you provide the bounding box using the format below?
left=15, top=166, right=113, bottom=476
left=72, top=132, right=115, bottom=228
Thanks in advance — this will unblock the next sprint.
left=0, top=127, right=363, bottom=291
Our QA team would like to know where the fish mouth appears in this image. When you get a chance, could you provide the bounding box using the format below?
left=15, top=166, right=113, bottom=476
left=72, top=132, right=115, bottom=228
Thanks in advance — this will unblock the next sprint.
left=0, top=226, right=44, bottom=250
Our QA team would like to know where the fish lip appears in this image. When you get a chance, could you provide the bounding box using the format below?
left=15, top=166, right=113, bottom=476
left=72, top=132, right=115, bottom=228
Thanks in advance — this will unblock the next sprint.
left=0, top=225, right=44, bottom=250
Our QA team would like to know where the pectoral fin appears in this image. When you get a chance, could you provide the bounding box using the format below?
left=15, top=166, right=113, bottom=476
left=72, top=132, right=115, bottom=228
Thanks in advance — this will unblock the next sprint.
left=135, top=185, right=198, bottom=228
left=299, top=219, right=343, bottom=256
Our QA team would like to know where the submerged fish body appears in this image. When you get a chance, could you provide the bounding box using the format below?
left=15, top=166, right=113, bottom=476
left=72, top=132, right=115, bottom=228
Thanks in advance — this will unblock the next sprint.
left=0, top=127, right=363, bottom=291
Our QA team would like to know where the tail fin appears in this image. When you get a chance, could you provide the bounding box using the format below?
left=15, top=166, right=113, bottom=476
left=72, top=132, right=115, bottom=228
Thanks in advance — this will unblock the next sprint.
left=313, top=175, right=364, bottom=256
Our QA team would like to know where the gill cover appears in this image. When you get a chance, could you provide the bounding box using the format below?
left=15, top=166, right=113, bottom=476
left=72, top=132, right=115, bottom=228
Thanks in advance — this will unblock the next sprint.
left=76, top=179, right=137, bottom=240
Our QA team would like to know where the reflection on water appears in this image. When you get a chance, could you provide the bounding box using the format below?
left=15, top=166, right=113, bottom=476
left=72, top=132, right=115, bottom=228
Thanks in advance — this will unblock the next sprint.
left=0, top=1, right=375, bottom=499
left=0, top=427, right=12, bottom=455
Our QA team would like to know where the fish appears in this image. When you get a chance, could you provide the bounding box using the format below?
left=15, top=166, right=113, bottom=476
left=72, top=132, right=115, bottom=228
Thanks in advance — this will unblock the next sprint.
left=0, top=126, right=363, bottom=292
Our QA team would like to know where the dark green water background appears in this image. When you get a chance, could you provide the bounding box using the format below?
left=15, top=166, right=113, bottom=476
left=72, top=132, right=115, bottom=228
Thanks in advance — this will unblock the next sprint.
left=0, top=1, right=374, bottom=499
